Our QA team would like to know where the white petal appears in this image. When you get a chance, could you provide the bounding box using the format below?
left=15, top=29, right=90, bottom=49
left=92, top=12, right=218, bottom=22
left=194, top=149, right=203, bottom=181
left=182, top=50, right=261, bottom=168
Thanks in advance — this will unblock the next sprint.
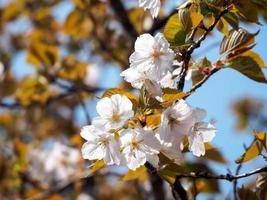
left=134, top=34, right=155, bottom=53
left=92, top=117, right=108, bottom=128
left=120, top=129, right=135, bottom=147
left=198, top=122, right=216, bottom=143
left=104, top=139, right=121, bottom=165
left=123, top=147, right=146, bottom=170
left=96, top=97, right=113, bottom=117
left=189, top=134, right=205, bottom=157
left=146, top=154, right=159, bottom=169
left=80, top=125, right=100, bottom=141
left=81, top=142, right=105, bottom=160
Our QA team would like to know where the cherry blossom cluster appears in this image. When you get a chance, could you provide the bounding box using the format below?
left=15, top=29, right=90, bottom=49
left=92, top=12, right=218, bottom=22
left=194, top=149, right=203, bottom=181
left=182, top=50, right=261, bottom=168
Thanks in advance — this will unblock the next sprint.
left=28, top=141, right=80, bottom=185
left=80, top=94, right=216, bottom=170
left=80, top=0, right=216, bottom=171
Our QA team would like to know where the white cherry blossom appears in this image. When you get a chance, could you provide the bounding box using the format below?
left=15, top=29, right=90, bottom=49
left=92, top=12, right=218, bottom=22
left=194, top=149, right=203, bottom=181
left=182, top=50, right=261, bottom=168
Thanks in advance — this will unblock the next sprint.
left=188, top=108, right=216, bottom=157
left=156, top=126, right=183, bottom=164
left=120, top=128, right=160, bottom=170
left=28, top=141, right=80, bottom=185
left=161, top=100, right=195, bottom=140
left=139, top=0, right=161, bottom=18
left=122, top=33, right=175, bottom=85
left=92, top=94, right=134, bottom=130
left=81, top=125, right=121, bottom=165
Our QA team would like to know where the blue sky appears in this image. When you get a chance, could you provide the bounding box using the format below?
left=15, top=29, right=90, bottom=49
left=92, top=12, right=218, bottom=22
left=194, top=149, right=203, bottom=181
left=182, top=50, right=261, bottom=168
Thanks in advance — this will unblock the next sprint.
left=2, top=0, right=267, bottom=199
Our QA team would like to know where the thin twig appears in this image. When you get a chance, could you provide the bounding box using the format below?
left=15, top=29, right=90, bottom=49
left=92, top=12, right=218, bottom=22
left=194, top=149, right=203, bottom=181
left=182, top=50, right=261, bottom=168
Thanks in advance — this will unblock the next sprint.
left=183, top=67, right=221, bottom=99
left=109, top=0, right=138, bottom=40
left=175, top=166, right=267, bottom=182
left=172, top=177, right=188, bottom=200
left=178, top=6, right=230, bottom=90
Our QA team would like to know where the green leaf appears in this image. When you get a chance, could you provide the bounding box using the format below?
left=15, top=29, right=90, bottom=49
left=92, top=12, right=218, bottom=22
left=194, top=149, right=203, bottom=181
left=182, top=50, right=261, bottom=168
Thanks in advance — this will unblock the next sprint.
left=227, top=52, right=267, bottom=83
left=163, top=14, right=186, bottom=47
left=233, top=0, right=259, bottom=23
left=203, top=143, right=227, bottom=164
left=222, top=12, right=239, bottom=30
left=235, top=140, right=263, bottom=163
left=191, top=57, right=212, bottom=85
left=220, top=28, right=257, bottom=56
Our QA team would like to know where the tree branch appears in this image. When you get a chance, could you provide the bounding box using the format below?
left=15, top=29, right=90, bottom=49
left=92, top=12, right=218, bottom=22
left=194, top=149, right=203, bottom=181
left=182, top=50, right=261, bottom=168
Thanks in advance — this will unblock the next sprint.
left=175, top=166, right=267, bottom=182
left=109, top=0, right=138, bottom=40
left=178, top=6, right=230, bottom=90
left=184, top=67, right=221, bottom=99
left=172, top=177, right=188, bottom=200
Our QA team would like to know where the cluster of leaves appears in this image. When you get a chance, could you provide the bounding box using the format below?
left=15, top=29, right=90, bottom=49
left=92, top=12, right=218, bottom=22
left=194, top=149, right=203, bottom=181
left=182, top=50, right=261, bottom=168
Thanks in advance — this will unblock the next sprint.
left=0, top=0, right=266, bottom=199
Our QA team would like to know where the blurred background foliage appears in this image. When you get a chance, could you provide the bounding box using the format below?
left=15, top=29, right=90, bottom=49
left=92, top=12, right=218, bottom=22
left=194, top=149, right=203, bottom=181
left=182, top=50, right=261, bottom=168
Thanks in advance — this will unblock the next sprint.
left=0, top=0, right=267, bottom=200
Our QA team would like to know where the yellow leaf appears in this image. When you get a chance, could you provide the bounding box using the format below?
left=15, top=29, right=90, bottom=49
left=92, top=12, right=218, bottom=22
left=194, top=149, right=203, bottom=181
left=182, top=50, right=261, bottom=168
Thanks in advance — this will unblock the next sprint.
left=102, top=88, right=138, bottom=105
left=90, top=160, right=105, bottom=173
left=63, top=9, right=93, bottom=39
left=227, top=52, right=267, bottom=84
left=27, top=42, right=59, bottom=68
left=14, top=139, right=28, bottom=157
left=164, top=14, right=186, bottom=47
left=235, top=140, right=263, bottom=163
left=122, top=166, right=146, bottom=181
left=254, top=131, right=267, bottom=150
left=162, top=88, right=187, bottom=107
left=146, top=114, right=161, bottom=129
left=48, top=194, right=65, bottom=200
left=242, top=51, right=267, bottom=68
left=203, top=14, right=215, bottom=29
left=189, top=8, right=203, bottom=29
left=216, top=18, right=229, bottom=36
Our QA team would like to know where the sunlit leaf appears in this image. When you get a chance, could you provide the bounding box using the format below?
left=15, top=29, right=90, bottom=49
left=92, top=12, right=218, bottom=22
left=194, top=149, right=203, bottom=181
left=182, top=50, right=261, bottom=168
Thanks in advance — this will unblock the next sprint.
left=164, top=14, right=186, bottom=47
left=254, top=131, right=267, bottom=150
left=102, top=88, right=138, bottom=105
left=162, top=88, right=186, bottom=107
left=63, top=9, right=93, bottom=39
left=227, top=52, right=267, bottom=83
left=90, top=160, right=105, bottom=173
left=122, top=166, right=146, bottom=181
left=235, top=140, right=263, bottom=163
left=146, top=114, right=161, bottom=129
left=216, top=18, right=229, bottom=36
left=220, top=28, right=258, bottom=56
left=27, top=42, right=59, bottom=68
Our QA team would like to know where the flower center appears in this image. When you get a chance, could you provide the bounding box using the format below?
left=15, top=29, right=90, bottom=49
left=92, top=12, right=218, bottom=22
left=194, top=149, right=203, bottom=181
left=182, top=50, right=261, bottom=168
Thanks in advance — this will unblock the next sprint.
left=111, top=114, right=120, bottom=122
left=152, top=50, right=162, bottom=62
left=168, top=115, right=180, bottom=130
left=99, top=137, right=109, bottom=146
left=130, top=137, right=139, bottom=150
